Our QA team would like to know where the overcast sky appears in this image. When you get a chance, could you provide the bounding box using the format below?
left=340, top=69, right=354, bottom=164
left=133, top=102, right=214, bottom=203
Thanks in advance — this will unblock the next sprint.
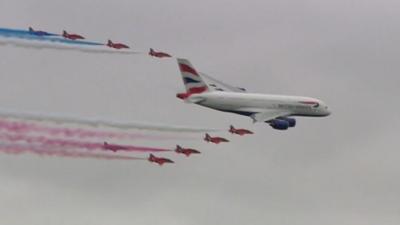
left=0, top=0, right=399, bottom=224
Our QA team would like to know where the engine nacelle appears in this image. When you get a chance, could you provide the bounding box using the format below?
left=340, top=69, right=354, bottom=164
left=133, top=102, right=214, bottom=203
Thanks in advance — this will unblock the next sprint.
left=268, top=119, right=289, bottom=130
left=278, top=117, right=296, bottom=127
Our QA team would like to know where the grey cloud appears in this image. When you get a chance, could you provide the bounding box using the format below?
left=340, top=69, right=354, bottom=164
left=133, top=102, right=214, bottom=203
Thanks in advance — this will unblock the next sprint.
left=0, top=0, right=399, bottom=224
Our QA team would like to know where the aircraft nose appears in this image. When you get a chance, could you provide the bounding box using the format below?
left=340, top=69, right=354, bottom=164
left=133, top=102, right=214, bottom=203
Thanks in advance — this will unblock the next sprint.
left=325, top=109, right=331, bottom=116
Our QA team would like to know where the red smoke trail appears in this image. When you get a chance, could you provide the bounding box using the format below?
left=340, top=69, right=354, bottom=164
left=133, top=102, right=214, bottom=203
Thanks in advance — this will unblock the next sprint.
left=0, top=144, right=146, bottom=161
left=0, top=119, right=182, bottom=141
left=0, top=133, right=171, bottom=152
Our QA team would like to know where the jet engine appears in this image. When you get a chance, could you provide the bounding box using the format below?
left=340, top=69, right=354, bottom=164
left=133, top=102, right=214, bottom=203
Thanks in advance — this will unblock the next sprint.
left=278, top=117, right=296, bottom=127
left=268, top=119, right=290, bottom=130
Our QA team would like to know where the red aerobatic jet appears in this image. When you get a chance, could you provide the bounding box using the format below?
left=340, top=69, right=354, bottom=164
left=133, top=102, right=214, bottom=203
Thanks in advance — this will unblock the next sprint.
left=148, top=154, right=174, bottom=166
left=229, top=125, right=254, bottom=136
left=175, top=145, right=200, bottom=157
left=103, top=142, right=129, bottom=152
left=204, top=133, right=229, bottom=144
left=149, top=48, right=172, bottom=58
left=62, top=30, right=85, bottom=40
left=28, top=27, right=52, bottom=36
left=107, top=40, right=130, bottom=49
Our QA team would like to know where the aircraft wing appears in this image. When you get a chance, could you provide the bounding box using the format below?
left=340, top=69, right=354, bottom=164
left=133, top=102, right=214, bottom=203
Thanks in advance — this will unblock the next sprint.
left=185, top=95, right=206, bottom=104
left=200, top=72, right=246, bottom=93
left=250, top=110, right=290, bottom=123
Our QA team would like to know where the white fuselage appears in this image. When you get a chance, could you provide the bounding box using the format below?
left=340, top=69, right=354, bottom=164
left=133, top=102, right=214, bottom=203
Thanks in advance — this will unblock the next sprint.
left=187, top=91, right=331, bottom=118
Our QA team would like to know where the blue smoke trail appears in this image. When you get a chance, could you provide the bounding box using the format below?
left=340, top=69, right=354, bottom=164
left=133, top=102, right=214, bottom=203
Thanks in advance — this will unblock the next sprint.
left=0, top=27, right=103, bottom=46
left=0, top=27, right=141, bottom=54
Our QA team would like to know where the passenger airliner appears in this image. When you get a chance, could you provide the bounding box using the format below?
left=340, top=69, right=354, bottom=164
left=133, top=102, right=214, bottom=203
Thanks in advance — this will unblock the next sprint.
left=176, top=58, right=330, bottom=130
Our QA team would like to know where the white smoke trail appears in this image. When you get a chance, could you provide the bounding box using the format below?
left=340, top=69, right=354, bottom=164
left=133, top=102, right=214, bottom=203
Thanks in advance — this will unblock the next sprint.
left=0, top=108, right=220, bottom=133
left=0, top=118, right=187, bottom=141
left=0, top=37, right=142, bottom=55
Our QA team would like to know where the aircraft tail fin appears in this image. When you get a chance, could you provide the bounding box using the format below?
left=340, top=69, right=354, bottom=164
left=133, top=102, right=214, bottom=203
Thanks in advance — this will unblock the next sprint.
left=177, top=58, right=209, bottom=95
left=149, top=153, right=155, bottom=160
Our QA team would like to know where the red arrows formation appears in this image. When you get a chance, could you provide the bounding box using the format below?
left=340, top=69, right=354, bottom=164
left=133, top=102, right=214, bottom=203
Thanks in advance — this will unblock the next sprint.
left=29, top=26, right=173, bottom=57
left=13, top=27, right=255, bottom=166
left=102, top=125, right=254, bottom=166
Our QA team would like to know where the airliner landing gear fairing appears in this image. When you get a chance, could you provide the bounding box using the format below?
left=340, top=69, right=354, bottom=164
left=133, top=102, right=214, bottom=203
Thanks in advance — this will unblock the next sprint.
left=176, top=58, right=330, bottom=130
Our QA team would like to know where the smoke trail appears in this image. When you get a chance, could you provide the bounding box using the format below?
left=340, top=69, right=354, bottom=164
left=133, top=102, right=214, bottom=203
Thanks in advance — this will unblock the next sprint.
left=0, top=133, right=171, bottom=152
left=0, top=118, right=180, bottom=140
left=0, top=143, right=146, bottom=161
left=0, top=108, right=220, bottom=133
left=0, top=38, right=141, bottom=55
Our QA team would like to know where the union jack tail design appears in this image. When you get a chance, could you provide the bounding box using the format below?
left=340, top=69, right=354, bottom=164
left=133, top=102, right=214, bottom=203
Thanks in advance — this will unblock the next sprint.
left=177, top=58, right=209, bottom=94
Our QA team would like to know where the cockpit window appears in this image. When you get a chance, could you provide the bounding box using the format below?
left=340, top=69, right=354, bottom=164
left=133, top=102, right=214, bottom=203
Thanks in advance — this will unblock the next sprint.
left=313, top=103, right=320, bottom=108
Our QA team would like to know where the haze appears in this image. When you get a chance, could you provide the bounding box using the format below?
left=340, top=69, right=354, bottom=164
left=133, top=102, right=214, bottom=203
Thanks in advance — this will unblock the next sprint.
left=0, top=0, right=399, bottom=224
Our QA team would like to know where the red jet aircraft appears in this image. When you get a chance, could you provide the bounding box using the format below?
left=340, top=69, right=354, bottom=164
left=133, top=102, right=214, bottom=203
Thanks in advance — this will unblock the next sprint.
left=28, top=27, right=52, bottom=36
left=62, top=30, right=85, bottom=40
left=204, top=133, right=229, bottom=144
left=148, top=154, right=174, bottom=166
left=149, top=48, right=172, bottom=58
left=107, top=40, right=130, bottom=49
left=175, top=145, right=200, bottom=157
left=103, top=142, right=129, bottom=152
left=229, top=125, right=254, bottom=136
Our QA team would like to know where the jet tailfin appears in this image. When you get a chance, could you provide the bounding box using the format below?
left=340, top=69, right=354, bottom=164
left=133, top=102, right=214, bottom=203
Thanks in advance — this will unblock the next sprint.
left=148, top=154, right=155, bottom=161
left=177, top=58, right=209, bottom=95
left=229, top=125, right=235, bottom=133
